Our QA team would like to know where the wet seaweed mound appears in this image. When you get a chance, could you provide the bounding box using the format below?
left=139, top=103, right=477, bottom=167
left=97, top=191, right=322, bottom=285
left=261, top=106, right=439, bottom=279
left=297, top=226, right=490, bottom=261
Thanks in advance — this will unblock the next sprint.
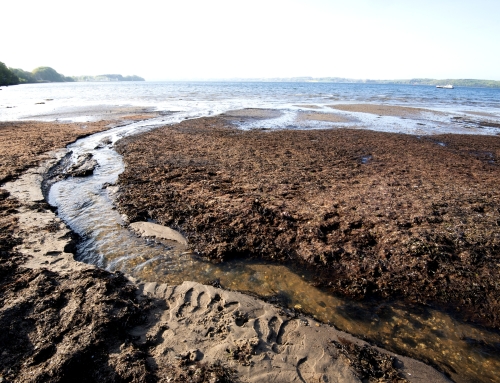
left=116, top=116, right=500, bottom=329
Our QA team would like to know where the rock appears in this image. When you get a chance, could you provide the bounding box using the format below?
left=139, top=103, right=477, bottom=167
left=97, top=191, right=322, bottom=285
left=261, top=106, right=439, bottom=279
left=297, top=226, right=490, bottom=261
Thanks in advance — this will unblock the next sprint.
left=67, top=153, right=98, bottom=177
left=129, top=221, right=188, bottom=245
left=94, top=137, right=113, bottom=149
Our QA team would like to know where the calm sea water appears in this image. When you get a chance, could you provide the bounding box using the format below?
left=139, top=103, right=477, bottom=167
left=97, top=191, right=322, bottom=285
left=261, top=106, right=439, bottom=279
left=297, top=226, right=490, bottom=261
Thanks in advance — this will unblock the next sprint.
left=1, top=81, right=500, bottom=134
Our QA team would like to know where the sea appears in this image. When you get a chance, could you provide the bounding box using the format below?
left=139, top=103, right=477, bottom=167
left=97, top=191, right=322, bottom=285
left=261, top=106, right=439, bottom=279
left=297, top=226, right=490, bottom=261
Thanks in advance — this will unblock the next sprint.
left=1, top=81, right=500, bottom=135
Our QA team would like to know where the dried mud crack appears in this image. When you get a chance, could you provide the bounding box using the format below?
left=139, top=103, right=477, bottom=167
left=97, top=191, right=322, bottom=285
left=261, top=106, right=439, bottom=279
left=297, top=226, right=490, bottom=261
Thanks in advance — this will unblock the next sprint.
left=115, top=116, right=500, bottom=330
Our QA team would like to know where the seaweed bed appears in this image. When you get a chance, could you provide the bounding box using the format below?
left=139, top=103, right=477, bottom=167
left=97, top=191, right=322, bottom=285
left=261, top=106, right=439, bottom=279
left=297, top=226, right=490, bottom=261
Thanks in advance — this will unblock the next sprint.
left=116, top=116, right=500, bottom=330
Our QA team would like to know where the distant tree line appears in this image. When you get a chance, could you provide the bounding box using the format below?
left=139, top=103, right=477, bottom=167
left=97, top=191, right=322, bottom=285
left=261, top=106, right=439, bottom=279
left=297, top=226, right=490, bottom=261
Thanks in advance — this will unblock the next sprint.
left=70, top=74, right=145, bottom=82
left=0, top=61, right=22, bottom=86
left=0, top=62, right=74, bottom=85
left=0, top=60, right=145, bottom=86
left=241, top=77, right=500, bottom=88
left=374, top=78, right=500, bottom=88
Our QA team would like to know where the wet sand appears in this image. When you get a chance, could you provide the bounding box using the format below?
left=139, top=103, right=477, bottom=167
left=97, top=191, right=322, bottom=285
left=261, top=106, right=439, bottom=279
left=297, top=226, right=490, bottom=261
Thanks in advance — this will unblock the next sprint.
left=462, top=111, right=499, bottom=118
left=20, top=105, right=159, bottom=123
left=0, top=119, right=452, bottom=382
left=220, top=108, right=283, bottom=120
left=296, top=111, right=354, bottom=123
left=328, top=104, right=442, bottom=117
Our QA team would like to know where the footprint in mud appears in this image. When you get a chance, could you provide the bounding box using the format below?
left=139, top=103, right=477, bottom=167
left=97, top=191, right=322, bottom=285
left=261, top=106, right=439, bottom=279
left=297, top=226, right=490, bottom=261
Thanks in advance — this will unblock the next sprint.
left=254, top=316, right=297, bottom=354
left=267, top=316, right=281, bottom=343
left=276, top=319, right=300, bottom=353
left=224, top=301, right=239, bottom=313
left=187, top=289, right=207, bottom=314
left=233, top=310, right=249, bottom=327
left=197, top=290, right=211, bottom=310
left=207, top=292, right=222, bottom=310
left=175, top=287, right=194, bottom=318
left=254, top=316, right=279, bottom=343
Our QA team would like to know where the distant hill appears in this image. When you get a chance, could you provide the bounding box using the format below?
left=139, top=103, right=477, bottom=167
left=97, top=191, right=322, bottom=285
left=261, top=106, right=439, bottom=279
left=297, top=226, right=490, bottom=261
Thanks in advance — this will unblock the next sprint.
left=1, top=64, right=74, bottom=84
left=0, top=60, right=145, bottom=85
left=32, top=67, right=74, bottom=83
left=9, top=68, right=36, bottom=84
left=71, top=74, right=145, bottom=82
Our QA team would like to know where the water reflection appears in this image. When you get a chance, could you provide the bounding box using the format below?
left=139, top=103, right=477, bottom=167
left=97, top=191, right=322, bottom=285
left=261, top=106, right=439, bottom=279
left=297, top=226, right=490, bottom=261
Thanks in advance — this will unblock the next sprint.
left=130, top=249, right=500, bottom=383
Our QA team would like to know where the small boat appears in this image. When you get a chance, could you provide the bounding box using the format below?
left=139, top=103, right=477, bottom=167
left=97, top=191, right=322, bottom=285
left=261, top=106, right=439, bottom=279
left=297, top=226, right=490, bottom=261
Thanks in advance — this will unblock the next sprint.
left=436, top=84, right=454, bottom=89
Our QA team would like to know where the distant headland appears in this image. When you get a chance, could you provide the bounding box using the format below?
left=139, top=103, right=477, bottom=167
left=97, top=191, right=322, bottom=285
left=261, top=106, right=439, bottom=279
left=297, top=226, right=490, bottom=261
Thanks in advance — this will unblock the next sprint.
left=0, top=61, right=144, bottom=86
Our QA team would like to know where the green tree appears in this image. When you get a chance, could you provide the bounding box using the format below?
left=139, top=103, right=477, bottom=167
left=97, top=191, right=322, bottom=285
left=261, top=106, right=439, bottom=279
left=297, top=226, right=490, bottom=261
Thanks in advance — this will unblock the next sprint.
left=10, top=68, right=36, bottom=83
left=0, top=61, right=19, bottom=86
left=32, top=66, right=66, bottom=82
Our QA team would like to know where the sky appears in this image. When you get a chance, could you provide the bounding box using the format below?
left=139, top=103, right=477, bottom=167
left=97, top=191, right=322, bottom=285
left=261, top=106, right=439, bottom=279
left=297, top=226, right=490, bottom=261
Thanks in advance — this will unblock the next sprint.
left=2, top=0, right=500, bottom=81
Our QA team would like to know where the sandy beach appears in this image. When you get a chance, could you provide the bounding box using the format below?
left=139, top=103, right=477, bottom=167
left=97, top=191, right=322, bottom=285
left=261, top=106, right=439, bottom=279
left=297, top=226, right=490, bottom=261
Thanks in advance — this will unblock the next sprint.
left=0, top=117, right=456, bottom=382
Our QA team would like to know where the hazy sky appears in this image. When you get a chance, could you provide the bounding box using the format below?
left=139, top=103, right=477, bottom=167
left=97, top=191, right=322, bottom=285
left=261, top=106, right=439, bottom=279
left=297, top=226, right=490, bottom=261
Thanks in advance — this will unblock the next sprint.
left=2, top=0, right=499, bottom=80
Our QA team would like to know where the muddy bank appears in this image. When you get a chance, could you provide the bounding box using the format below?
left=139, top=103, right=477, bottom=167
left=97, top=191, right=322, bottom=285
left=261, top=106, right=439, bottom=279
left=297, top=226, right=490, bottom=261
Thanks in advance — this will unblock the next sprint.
left=115, top=115, right=500, bottom=330
left=0, top=120, right=451, bottom=382
left=0, top=121, right=112, bottom=184
left=0, top=120, right=157, bottom=382
left=327, top=104, right=441, bottom=118
left=297, top=111, right=354, bottom=123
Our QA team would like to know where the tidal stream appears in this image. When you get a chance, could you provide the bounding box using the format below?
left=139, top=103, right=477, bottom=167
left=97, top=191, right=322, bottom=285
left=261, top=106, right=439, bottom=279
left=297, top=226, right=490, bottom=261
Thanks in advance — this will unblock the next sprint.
left=48, top=114, right=500, bottom=383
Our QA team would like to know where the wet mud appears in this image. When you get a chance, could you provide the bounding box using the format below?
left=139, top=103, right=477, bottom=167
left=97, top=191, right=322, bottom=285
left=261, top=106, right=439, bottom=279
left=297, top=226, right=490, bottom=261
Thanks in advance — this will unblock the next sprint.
left=328, top=104, right=442, bottom=118
left=0, top=120, right=235, bottom=382
left=115, top=115, right=500, bottom=330
left=0, top=119, right=449, bottom=383
left=0, top=121, right=111, bottom=184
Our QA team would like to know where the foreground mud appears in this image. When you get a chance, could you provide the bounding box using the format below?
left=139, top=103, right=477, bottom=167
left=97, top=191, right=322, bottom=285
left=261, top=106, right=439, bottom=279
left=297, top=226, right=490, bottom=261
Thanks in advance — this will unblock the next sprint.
left=0, top=121, right=155, bottom=382
left=116, top=115, right=500, bottom=330
left=0, top=121, right=112, bottom=184
left=0, top=120, right=451, bottom=382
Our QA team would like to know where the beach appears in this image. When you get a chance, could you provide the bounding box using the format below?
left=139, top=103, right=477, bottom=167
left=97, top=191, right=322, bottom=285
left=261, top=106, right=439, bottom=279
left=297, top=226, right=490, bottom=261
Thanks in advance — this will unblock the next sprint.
left=0, top=117, right=454, bottom=382
left=2, top=80, right=500, bottom=382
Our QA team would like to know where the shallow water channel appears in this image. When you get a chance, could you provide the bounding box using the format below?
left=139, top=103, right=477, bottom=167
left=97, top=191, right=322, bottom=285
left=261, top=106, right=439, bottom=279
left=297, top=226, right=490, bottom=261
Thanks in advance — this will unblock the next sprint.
left=48, top=115, right=500, bottom=383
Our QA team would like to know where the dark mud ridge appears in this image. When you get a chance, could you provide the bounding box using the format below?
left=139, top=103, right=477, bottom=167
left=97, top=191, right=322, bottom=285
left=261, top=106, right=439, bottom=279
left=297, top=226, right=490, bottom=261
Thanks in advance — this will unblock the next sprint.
left=116, top=116, right=500, bottom=330
left=41, top=151, right=98, bottom=200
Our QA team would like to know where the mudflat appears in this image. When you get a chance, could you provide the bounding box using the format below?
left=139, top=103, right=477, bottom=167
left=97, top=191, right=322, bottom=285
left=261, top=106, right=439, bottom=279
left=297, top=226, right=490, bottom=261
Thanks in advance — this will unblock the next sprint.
left=0, top=120, right=452, bottom=382
left=116, top=115, right=500, bottom=330
left=0, top=120, right=111, bottom=183
left=297, top=111, right=354, bottom=123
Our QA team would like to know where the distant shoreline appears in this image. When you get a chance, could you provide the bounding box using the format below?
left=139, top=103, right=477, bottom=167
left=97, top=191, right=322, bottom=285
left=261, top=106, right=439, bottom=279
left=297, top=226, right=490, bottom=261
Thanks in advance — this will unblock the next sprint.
left=150, top=77, right=500, bottom=88
left=5, top=78, right=500, bottom=89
